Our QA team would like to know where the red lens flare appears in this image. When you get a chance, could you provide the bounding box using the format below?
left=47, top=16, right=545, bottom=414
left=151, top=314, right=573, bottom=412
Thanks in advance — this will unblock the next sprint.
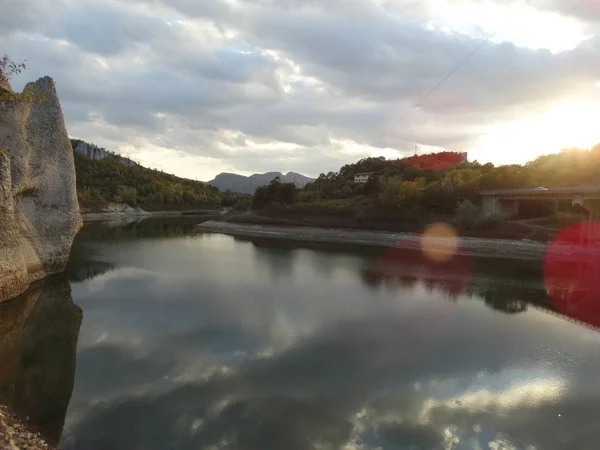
left=543, top=222, right=600, bottom=329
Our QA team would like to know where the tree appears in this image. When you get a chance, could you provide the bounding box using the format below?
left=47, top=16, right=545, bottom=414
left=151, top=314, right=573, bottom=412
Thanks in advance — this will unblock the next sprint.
left=363, top=175, right=381, bottom=198
left=0, top=55, right=49, bottom=107
left=0, top=54, right=26, bottom=85
left=377, top=176, right=424, bottom=209
left=252, top=179, right=297, bottom=208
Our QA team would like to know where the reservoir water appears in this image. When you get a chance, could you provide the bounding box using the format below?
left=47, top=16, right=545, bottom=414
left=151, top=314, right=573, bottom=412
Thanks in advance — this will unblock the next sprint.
left=2, top=217, right=600, bottom=449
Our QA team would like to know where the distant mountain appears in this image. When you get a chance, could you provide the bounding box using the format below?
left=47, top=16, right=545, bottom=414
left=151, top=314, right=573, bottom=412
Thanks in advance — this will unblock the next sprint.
left=208, top=171, right=314, bottom=194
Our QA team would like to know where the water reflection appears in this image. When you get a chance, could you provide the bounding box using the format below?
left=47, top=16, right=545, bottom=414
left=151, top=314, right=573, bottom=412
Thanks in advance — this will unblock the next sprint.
left=62, top=306, right=600, bottom=450
left=360, top=243, right=556, bottom=317
left=544, top=222, right=600, bottom=329
left=78, top=216, right=210, bottom=241
left=248, top=239, right=298, bottom=279
left=361, top=244, right=471, bottom=301
left=0, top=276, right=82, bottom=446
left=57, top=219, right=600, bottom=449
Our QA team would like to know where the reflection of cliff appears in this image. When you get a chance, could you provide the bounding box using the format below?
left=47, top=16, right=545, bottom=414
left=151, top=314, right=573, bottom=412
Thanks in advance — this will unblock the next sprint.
left=78, top=217, right=204, bottom=241
left=66, top=226, right=116, bottom=282
left=0, top=276, right=82, bottom=445
left=68, top=260, right=115, bottom=282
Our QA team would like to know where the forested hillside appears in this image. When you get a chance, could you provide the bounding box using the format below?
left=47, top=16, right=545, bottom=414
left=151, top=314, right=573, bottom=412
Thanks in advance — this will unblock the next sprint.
left=72, top=139, right=221, bottom=211
left=72, top=137, right=600, bottom=218
left=250, top=146, right=600, bottom=225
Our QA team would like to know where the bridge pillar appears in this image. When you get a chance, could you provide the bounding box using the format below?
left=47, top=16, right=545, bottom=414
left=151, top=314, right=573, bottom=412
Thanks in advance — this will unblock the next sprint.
left=482, top=196, right=519, bottom=217
left=582, top=199, right=600, bottom=220
left=482, top=196, right=498, bottom=215
left=501, top=199, right=519, bottom=217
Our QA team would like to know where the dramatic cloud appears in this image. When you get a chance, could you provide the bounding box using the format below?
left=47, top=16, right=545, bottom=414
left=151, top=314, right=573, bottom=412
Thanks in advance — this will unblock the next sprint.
left=2, top=0, right=600, bottom=179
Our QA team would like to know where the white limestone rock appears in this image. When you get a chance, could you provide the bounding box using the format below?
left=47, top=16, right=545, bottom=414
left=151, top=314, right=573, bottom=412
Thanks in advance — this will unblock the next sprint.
left=74, top=140, right=139, bottom=167
left=0, top=77, right=82, bottom=302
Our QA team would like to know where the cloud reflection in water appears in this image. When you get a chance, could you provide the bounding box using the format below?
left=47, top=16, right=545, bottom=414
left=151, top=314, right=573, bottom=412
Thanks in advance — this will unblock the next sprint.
left=60, top=220, right=600, bottom=450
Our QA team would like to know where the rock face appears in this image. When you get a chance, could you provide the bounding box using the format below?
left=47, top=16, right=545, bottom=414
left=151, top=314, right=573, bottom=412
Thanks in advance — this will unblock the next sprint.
left=73, top=140, right=139, bottom=167
left=0, top=77, right=82, bottom=302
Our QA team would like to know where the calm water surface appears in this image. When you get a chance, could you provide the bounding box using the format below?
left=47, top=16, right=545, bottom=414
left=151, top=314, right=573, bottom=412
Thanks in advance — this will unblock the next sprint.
left=3, top=217, right=600, bottom=450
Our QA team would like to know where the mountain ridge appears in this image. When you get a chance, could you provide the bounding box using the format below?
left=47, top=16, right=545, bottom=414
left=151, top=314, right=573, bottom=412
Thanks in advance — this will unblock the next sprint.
left=209, top=171, right=314, bottom=194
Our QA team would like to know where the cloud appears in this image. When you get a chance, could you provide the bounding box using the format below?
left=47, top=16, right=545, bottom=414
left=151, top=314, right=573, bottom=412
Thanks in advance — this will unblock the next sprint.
left=3, top=0, right=599, bottom=179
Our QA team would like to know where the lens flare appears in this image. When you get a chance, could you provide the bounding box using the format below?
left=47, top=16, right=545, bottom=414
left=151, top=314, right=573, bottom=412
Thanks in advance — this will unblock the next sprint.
left=362, top=233, right=472, bottom=363
left=420, top=223, right=459, bottom=264
left=543, top=222, right=600, bottom=329
left=364, top=231, right=471, bottom=300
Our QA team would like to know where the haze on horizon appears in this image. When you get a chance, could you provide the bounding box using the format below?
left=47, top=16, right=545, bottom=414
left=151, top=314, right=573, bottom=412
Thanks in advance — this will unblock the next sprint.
left=3, top=0, right=600, bottom=181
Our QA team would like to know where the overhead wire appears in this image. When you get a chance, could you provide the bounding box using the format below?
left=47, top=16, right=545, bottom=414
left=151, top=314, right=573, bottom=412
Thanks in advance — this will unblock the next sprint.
left=380, top=0, right=589, bottom=145
left=383, top=38, right=487, bottom=137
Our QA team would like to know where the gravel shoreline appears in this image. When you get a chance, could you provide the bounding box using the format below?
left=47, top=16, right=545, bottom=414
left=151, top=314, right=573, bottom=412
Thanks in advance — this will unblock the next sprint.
left=82, top=210, right=222, bottom=222
left=0, top=405, right=54, bottom=450
left=198, top=220, right=550, bottom=260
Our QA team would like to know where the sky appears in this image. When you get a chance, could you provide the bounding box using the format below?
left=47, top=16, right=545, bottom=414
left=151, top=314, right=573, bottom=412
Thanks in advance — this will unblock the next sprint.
left=2, top=0, right=600, bottom=180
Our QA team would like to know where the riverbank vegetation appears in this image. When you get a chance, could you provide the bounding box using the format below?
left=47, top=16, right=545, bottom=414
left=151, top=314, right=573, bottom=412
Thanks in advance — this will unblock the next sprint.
left=247, top=146, right=600, bottom=233
left=73, top=139, right=221, bottom=212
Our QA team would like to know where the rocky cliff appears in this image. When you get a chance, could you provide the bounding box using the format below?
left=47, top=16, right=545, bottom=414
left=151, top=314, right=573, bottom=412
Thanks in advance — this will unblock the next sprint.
left=73, top=140, right=139, bottom=167
left=0, top=77, right=82, bottom=302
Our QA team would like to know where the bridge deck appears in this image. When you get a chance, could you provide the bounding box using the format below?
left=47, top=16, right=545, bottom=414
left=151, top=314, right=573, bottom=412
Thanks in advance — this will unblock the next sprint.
left=480, top=186, right=600, bottom=197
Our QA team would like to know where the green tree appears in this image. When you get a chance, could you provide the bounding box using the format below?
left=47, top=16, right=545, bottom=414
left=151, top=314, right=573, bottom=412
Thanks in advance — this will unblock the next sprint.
left=0, top=54, right=26, bottom=85
left=252, top=177, right=297, bottom=208
left=119, top=186, right=138, bottom=205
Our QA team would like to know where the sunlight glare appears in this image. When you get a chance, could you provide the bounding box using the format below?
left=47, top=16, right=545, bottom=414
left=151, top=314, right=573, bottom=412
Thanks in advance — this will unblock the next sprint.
left=473, top=102, right=600, bottom=165
left=421, top=0, right=588, bottom=53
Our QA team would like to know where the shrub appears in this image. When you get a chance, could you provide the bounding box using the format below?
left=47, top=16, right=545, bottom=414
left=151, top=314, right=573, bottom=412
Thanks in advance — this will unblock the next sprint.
left=0, top=54, right=26, bottom=84
left=19, top=186, right=38, bottom=197
left=454, top=199, right=479, bottom=228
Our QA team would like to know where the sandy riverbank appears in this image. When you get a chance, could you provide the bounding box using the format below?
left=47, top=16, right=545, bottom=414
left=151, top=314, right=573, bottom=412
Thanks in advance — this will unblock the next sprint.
left=198, top=220, right=551, bottom=260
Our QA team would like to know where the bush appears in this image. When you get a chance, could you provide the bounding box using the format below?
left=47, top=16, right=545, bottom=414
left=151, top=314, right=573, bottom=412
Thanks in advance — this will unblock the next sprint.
left=19, top=186, right=38, bottom=197
left=454, top=199, right=479, bottom=228
left=474, top=212, right=507, bottom=230
left=232, top=198, right=251, bottom=210
left=0, top=54, right=26, bottom=84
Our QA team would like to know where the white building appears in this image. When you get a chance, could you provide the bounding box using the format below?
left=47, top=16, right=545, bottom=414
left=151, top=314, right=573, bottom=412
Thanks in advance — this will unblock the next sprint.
left=354, top=172, right=373, bottom=183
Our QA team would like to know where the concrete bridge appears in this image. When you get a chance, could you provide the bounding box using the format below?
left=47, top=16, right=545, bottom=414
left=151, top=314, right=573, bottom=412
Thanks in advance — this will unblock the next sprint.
left=480, top=186, right=600, bottom=218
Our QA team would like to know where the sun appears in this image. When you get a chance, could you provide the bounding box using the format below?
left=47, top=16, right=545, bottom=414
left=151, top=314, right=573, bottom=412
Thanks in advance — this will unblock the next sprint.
left=473, top=100, right=600, bottom=165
